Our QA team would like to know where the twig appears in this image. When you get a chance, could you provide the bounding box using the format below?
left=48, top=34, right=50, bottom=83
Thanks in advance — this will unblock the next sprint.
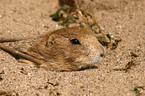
left=0, top=43, right=42, bottom=66
left=0, top=37, right=31, bottom=42
left=76, top=9, right=110, bottom=43
left=95, top=33, right=103, bottom=38
left=130, top=52, right=139, bottom=57
left=74, top=0, right=92, bottom=30
left=113, top=56, right=135, bottom=71
left=125, top=57, right=134, bottom=69
left=76, top=9, right=92, bottom=30
left=92, top=17, right=109, bottom=44
left=20, top=68, right=28, bottom=75
left=74, top=0, right=110, bottom=45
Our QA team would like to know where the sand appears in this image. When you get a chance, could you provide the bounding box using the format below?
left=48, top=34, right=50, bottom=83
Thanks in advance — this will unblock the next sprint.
left=0, top=0, right=144, bottom=96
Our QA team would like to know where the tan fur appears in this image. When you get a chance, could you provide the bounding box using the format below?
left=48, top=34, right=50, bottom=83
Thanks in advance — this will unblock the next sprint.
left=28, top=27, right=105, bottom=71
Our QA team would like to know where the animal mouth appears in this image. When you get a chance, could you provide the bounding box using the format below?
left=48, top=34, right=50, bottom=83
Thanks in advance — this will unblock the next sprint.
left=91, top=57, right=103, bottom=64
left=81, top=56, right=104, bottom=65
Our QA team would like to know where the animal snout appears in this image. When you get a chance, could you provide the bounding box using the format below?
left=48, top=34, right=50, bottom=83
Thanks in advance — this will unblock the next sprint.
left=98, top=45, right=105, bottom=57
left=100, top=53, right=105, bottom=57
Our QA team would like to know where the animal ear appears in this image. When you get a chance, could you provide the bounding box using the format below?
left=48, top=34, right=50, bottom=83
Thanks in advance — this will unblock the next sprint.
left=46, top=34, right=56, bottom=49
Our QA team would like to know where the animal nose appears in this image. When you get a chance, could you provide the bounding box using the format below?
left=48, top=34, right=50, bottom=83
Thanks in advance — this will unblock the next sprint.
left=100, top=53, right=105, bottom=57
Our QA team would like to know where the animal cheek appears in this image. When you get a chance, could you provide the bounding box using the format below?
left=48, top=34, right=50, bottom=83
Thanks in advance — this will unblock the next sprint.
left=87, top=44, right=105, bottom=59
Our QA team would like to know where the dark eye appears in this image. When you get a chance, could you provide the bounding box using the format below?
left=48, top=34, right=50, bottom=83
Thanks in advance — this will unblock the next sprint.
left=70, top=39, right=81, bottom=45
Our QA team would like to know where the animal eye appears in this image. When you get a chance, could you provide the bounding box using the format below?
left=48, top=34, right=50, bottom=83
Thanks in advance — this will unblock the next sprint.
left=70, top=39, right=81, bottom=45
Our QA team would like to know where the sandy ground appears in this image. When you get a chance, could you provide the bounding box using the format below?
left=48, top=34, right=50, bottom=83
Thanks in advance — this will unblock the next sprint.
left=0, top=0, right=145, bottom=96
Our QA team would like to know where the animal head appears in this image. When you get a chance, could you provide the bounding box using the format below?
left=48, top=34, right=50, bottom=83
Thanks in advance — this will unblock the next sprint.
left=28, top=27, right=105, bottom=71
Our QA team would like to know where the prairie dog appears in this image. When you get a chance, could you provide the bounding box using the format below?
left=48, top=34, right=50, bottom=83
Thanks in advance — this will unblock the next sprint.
left=27, top=27, right=105, bottom=71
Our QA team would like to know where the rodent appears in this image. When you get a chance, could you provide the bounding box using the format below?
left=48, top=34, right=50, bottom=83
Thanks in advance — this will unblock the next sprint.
left=27, top=27, right=105, bottom=71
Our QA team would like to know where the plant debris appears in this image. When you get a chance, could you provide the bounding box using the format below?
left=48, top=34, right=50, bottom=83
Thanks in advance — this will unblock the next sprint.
left=50, top=1, right=121, bottom=49
left=0, top=90, right=19, bottom=96
left=0, top=77, right=3, bottom=81
left=50, top=5, right=70, bottom=21
left=111, top=39, right=122, bottom=50
left=0, top=37, right=31, bottom=42
left=0, top=70, right=5, bottom=81
left=130, top=52, right=139, bottom=57
left=37, top=79, right=60, bottom=95
left=47, top=79, right=59, bottom=86
left=0, top=70, right=5, bottom=74
left=131, top=86, right=145, bottom=96
left=20, top=68, right=28, bottom=75
left=0, top=44, right=42, bottom=66
left=113, top=56, right=135, bottom=71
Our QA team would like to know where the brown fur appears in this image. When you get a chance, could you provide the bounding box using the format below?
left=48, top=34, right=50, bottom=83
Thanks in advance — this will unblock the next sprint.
left=28, top=27, right=105, bottom=71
